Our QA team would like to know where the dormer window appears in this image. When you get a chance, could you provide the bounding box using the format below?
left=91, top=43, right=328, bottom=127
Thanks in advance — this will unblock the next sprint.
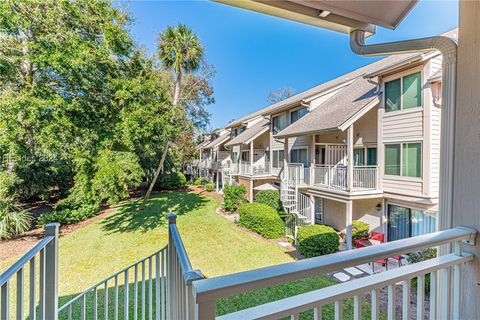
left=290, top=107, right=308, bottom=124
left=272, top=114, right=286, bottom=134
left=385, top=71, right=422, bottom=112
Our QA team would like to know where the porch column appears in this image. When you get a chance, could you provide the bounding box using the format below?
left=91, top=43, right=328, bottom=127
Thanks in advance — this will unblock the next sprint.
left=250, top=141, right=254, bottom=175
left=284, top=137, right=289, bottom=177
left=310, top=134, right=316, bottom=186
left=199, top=148, right=202, bottom=178
left=345, top=200, right=353, bottom=250
left=309, top=194, right=315, bottom=225
left=216, top=169, right=219, bottom=192
left=453, top=2, right=480, bottom=318
left=347, top=125, right=354, bottom=191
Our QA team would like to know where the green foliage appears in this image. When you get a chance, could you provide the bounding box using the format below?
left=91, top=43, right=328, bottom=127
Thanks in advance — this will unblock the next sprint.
left=192, top=177, right=203, bottom=185
left=238, top=203, right=284, bottom=239
left=223, top=184, right=247, bottom=212
left=407, top=248, right=437, bottom=295
left=92, top=150, right=143, bottom=205
left=205, top=182, right=215, bottom=192
left=297, top=225, right=340, bottom=258
left=254, top=190, right=282, bottom=212
left=37, top=204, right=100, bottom=227
left=0, top=172, right=32, bottom=239
left=156, top=172, right=187, bottom=190
left=352, top=220, right=370, bottom=240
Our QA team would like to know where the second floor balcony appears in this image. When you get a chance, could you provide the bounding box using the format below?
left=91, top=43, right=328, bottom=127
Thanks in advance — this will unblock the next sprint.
left=286, top=163, right=380, bottom=192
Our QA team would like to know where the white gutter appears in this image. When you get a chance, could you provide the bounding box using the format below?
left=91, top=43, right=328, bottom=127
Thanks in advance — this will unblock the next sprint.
left=350, top=30, right=457, bottom=234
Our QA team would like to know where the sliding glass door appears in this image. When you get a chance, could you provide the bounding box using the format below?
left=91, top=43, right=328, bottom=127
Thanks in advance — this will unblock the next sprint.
left=387, top=204, right=437, bottom=241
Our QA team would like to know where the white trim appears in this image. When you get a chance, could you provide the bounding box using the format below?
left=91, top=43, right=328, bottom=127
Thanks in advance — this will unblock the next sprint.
left=244, top=125, right=270, bottom=145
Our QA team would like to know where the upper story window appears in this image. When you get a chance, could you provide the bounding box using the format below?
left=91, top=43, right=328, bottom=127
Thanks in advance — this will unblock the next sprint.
left=272, top=114, right=286, bottom=134
left=385, top=72, right=422, bottom=112
left=290, top=107, right=308, bottom=124
left=231, top=128, right=238, bottom=138
left=240, top=127, right=246, bottom=133
left=385, top=142, right=422, bottom=178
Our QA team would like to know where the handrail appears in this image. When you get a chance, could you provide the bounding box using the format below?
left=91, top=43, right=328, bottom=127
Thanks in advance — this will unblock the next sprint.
left=0, top=235, right=54, bottom=287
left=168, top=214, right=196, bottom=278
left=216, top=253, right=473, bottom=320
left=58, top=246, right=167, bottom=312
left=193, top=226, right=476, bottom=303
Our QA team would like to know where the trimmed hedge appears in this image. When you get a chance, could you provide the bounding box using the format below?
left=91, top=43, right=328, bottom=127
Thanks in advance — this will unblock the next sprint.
left=192, top=177, right=203, bottom=186
left=156, top=172, right=187, bottom=190
left=254, top=190, right=282, bottom=212
left=297, top=225, right=340, bottom=258
left=352, top=220, right=369, bottom=240
left=238, top=203, right=285, bottom=239
left=205, top=182, right=215, bottom=192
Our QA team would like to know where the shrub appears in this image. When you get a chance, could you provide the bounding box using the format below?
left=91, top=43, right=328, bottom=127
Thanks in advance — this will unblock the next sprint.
left=297, top=225, right=340, bottom=258
left=92, top=150, right=143, bottom=205
left=407, top=248, right=437, bottom=295
left=238, top=203, right=284, bottom=239
left=37, top=204, right=100, bottom=226
left=156, top=172, right=187, bottom=190
left=205, top=182, right=215, bottom=192
left=192, top=177, right=203, bottom=185
left=254, top=190, right=282, bottom=212
left=0, top=172, right=32, bottom=240
left=223, top=184, right=247, bottom=212
left=352, top=220, right=370, bottom=240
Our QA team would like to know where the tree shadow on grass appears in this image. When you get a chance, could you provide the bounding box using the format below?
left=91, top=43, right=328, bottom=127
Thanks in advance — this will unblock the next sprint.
left=100, top=192, right=209, bottom=234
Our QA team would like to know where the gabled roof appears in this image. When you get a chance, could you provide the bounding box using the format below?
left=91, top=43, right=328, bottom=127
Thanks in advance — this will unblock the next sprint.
left=203, top=133, right=230, bottom=149
left=275, top=78, right=379, bottom=138
left=225, top=118, right=270, bottom=147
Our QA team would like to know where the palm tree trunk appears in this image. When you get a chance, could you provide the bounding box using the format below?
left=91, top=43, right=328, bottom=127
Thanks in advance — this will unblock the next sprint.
left=140, top=73, right=182, bottom=210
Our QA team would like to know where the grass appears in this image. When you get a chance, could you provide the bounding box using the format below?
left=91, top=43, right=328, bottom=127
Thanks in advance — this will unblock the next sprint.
left=1, top=191, right=383, bottom=319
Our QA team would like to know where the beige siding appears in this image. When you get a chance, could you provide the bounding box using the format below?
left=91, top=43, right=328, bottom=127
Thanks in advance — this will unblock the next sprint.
left=352, top=199, right=383, bottom=233
left=383, top=177, right=423, bottom=196
left=383, top=108, right=424, bottom=142
left=430, top=55, right=442, bottom=76
left=322, top=199, right=346, bottom=231
left=309, top=86, right=344, bottom=111
left=353, top=108, right=378, bottom=145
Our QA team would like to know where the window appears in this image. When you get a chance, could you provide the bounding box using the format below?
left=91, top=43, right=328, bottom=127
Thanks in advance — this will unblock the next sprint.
left=353, top=148, right=365, bottom=166
left=385, top=72, right=422, bottom=112
left=231, top=129, right=238, bottom=138
left=385, top=143, right=421, bottom=177
left=290, top=148, right=308, bottom=166
left=290, top=107, right=308, bottom=124
left=387, top=204, right=436, bottom=241
left=241, top=151, right=249, bottom=162
left=367, top=147, right=377, bottom=166
left=272, top=114, right=287, bottom=134
left=240, top=127, right=246, bottom=133
left=272, top=150, right=284, bottom=168
left=231, top=151, right=239, bottom=163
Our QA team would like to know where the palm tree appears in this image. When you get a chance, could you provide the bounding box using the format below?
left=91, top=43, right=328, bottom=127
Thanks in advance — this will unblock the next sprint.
left=142, top=24, right=204, bottom=208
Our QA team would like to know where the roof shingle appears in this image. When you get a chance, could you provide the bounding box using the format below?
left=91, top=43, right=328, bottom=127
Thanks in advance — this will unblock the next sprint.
left=225, top=118, right=270, bottom=146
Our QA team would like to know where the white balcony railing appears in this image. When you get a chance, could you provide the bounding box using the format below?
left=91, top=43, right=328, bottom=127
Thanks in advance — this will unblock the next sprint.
left=286, top=163, right=309, bottom=185
left=193, top=227, right=476, bottom=320
left=2, top=214, right=477, bottom=320
left=237, top=160, right=271, bottom=176
left=312, top=164, right=378, bottom=191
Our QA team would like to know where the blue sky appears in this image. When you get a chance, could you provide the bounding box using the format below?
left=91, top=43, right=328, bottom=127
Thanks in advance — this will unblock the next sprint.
left=123, top=0, right=458, bottom=130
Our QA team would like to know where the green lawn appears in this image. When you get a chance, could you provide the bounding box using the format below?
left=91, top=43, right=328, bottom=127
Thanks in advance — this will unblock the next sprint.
left=2, top=191, right=380, bottom=319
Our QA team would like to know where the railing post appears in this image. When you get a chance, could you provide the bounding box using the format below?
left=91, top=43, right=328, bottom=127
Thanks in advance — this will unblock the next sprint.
left=184, top=270, right=204, bottom=320
left=167, top=214, right=176, bottom=320
left=44, top=223, right=59, bottom=320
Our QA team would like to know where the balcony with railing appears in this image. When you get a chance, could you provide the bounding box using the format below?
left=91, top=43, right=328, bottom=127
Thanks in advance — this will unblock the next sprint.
left=236, top=159, right=271, bottom=177
left=312, top=164, right=379, bottom=192
left=3, top=215, right=474, bottom=319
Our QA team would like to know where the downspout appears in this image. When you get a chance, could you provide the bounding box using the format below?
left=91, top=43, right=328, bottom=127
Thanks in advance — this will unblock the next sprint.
left=350, top=30, right=457, bottom=236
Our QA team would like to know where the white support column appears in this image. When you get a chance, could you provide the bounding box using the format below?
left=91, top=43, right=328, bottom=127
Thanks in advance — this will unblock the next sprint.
left=310, top=134, right=316, bottom=186
left=250, top=141, right=254, bottom=176
left=309, top=194, right=315, bottom=225
left=346, top=200, right=353, bottom=250
left=347, top=125, right=354, bottom=192
left=198, top=149, right=202, bottom=178
left=284, top=137, right=289, bottom=176
left=215, top=170, right=219, bottom=192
